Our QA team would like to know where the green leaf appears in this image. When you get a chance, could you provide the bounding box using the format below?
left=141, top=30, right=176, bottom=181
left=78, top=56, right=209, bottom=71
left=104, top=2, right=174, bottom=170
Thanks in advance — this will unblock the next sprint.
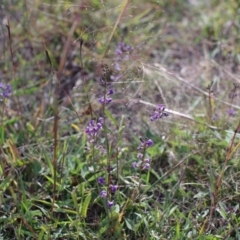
left=125, top=218, right=134, bottom=230
left=176, top=221, right=180, bottom=238
left=99, top=221, right=109, bottom=235
left=104, top=109, right=118, bottom=126
left=30, top=210, right=42, bottom=217
left=71, top=190, right=78, bottom=209
left=168, top=205, right=178, bottom=217
left=81, top=193, right=92, bottom=218
left=81, top=164, right=90, bottom=178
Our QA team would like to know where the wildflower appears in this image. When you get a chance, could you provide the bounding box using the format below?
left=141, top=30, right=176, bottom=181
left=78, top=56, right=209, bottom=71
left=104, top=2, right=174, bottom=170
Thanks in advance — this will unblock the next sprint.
left=137, top=153, right=143, bottom=159
left=132, top=161, right=138, bottom=169
left=138, top=138, right=154, bottom=150
left=114, top=62, right=121, bottom=71
left=97, top=145, right=107, bottom=155
left=115, top=42, right=131, bottom=55
left=99, top=88, right=115, bottom=105
left=98, top=117, right=104, bottom=124
left=228, top=108, right=235, bottom=117
left=157, top=104, right=165, bottom=111
left=108, top=89, right=114, bottom=95
left=109, top=184, right=118, bottom=193
left=0, top=83, right=11, bottom=99
left=150, top=104, right=169, bottom=121
left=144, top=158, right=151, bottom=163
left=107, top=200, right=114, bottom=208
left=143, top=162, right=150, bottom=170
left=98, top=177, right=105, bottom=185
left=114, top=42, right=132, bottom=72
left=99, top=96, right=112, bottom=104
left=146, top=139, right=154, bottom=147
left=85, top=118, right=103, bottom=137
left=100, top=190, right=107, bottom=198
left=212, top=113, right=218, bottom=121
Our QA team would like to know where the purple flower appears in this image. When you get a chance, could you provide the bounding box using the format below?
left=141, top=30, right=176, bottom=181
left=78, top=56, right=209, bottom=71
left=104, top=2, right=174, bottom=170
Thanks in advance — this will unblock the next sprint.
left=107, top=200, right=114, bottom=208
left=137, top=153, right=143, bottom=159
left=132, top=162, right=138, bottom=169
left=115, top=42, right=131, bottom=55
left=85, top=118, right=103, bottom=138
left=146, top=139, right=154, bottom=147
left=99, top=96, right=112, bottom=104
left=228, top=108, right=235, bottom=117
left=99, top=88, right=115, bottom=105
left=98, top=117, right=104, bottom=124
left=212, top=114, right=218, bottom=121
left=157, top=104, right=165, bottom=111
left=109, top=184, right=118, bottom=193
left=114, top=62, right=121, bottom=71
left=0, top=83, right=11, bottom=98
left=143, top=162, right=150, bottom=170
left=145, top=158, right=151, bottom=163
left=137, top=138, right=154, bottom=150
left=100, top=190, right=107, bottom=198
left=114, top=42, right=132, bottom=72
left=150, top=111, right=161, bottom=121
left=98, top=177, right=105, bottom=185
left=97, top=145, right=107, bottom=154
left=108, top=89, right=114, bottom=95
left=150, top=104, right=169, bottom=121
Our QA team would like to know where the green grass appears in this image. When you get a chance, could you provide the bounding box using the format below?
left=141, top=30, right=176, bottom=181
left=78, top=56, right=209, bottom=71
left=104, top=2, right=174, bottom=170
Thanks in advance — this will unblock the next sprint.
left=1, top=0, right=240, bottom=239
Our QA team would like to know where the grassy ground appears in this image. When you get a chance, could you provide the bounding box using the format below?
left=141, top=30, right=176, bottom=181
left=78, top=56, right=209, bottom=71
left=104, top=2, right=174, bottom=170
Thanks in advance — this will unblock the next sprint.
left=1, top=0, right=240, bottom=239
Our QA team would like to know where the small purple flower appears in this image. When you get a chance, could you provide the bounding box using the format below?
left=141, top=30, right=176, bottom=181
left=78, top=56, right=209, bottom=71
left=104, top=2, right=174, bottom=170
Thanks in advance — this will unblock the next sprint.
left=143, top=162, right=150, bottom=170
left=98, top=177, right=105, bottom=185
left=150, top=111, right=161, bottom=121
left=150, top=104, right=169, bottom=121
left=114, top=42, right=132, bottom=72
left=146, top=139, right=154, bottom=147
left=212, top=114, right=218, bottom=121
left=97, top=145, right=107, bottom=154
left=99, top=88, right=115, bottom=105
left=0, top=83, right=11, bottom=98
left=100, top=190, right=107, bottom=198
left=109, top=184, right=118, bottom=193
left=144, top=158, right=151, bottom=163
left=137, top=153, right=143, bottom=159
left=99, top=96, right=112, bottom=104
left=107, top=200, right=114, bottom=208
left=132, top=162, right=138, bottom=169
left=115, top=42, right=131, bottom=55
left=157, top=104, right=165, bottom=111
left=108, top=89, right=114, bottom=95
left=228, top=108, right=235, bottom=117
left=137, top=138, right=154, bottom=150
left=98, top=117, right=104, bottom=124
left=114, top=62, right=121, bottom=71
left=85, top=118, right=103, bottom=138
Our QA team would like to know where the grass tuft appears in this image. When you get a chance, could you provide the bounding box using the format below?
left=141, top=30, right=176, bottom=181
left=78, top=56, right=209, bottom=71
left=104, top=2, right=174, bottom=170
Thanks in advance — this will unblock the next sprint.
left=1, top=0, right=240, bottom=239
